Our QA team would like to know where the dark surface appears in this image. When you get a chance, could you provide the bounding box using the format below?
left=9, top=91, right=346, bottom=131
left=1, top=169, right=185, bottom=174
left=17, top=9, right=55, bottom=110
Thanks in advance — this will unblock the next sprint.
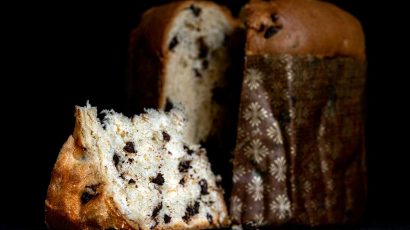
left=2, top=0, right=409, bottom=229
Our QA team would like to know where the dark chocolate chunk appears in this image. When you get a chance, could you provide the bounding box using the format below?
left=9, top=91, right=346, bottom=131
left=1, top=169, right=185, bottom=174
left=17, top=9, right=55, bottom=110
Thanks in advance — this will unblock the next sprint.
left=182, top=201, right=200, bottom=222
left=128, top=179, right=136, bottom=184
left=169, top=36, right=179, bottom=51
left=198, top=38, right=208, bottom=58
left=152, top=202, right=163, bottom=218
left=258, top=24, right=265, bottom=32
left=199, top=179, right=209, bottom=195
left=184, top=145, right=194, bottom=155
left=113, top=153, right=120, bottom=167
left=124, top=142, right=136, bottom=153
left=164, top=98, right=174, bottom=112
left=164, top=214, right=172, bottom=224
left=105, top=228, right=116, bottom=230
left=162, top=131, right=171, bottom=142
left=194, top=68, right=202, bottom=78
left=264, top=26, right=279, bottom=39
left=179, top=177, right=186, bottom=186
left=81, top=184, right=99, bottom=204
left=178, top=160, right=192, bottom=173
left=81, top=191, right=94, bottom=204
left=206, top=213, right=213, bottom=224
left=271, top=13, right=278, bottom=22
left=168, top=151, right=173, bottom=155
left=119, top=173, right=125, bottom=180
left=150, top=173, right=165, bottom=185
left=128, top=158, right=134, bottom=163
left=193, top=201, right=200, bottom=213
left=189, top=5, right=201, bottom=17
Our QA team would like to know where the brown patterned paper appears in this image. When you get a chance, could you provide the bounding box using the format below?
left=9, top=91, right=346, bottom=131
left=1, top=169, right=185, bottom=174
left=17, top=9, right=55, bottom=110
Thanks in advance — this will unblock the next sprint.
left=231, top=55, right=367, bottom=227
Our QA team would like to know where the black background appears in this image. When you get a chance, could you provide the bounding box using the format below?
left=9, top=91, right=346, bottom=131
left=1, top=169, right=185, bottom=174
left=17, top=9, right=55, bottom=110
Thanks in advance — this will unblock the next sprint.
left=2, top=0, right=409, bottom=229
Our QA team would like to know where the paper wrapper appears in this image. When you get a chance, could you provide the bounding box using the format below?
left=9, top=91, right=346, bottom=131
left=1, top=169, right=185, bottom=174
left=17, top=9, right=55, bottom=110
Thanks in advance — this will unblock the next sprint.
left=230, top=55, right=367, bottom=227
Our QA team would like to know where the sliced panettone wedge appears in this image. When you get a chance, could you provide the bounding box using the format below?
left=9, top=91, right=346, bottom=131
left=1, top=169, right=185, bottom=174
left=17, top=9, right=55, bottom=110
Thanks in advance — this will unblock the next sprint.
left=45, top=104, right=229, bottom=230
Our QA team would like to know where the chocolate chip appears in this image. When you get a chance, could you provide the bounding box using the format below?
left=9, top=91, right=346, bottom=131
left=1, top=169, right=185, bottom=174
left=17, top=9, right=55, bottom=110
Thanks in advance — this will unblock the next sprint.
left=113, top=153, right=120, bottom=167
left=264, top=26, right=279, bottom=39
left=271, top=13, right=278, bottom=22
left=206, top=213, right=213, bottom=224
left=193, top=201, right=200, bottom=213
left=124, top=142, right=136, bottom=153
left=162, top=131, right=171, bottom=142
left=178, top=161, right=192, bottom=173
left=81, top=184, right=99, bottom=204
left=164, top=98, right=174, bottom=112
left=128, top=158, right=134, bottom=163
left=152, top=202, right=163, bottom=218
left=199, top=179, right=209, bottom=195
left=119, top=173, right=125, bottom=180
left=189, top=5, right=201, bottom=17
left=179, top=177, right=186, bottom=186
left=169, top=36, right=179, bottom=51
left=183, top=145, right=194, bottom=155
left=81, top=191, right=94, bottom=204
left=164, top=214, right=172, bottom=224
left=182, top=201, right=200, bottom=222
left=258, top=24, right=265, bottom=32
left=150, top=173, right=165, bottom=185
left=197, top=38, right=208, bottom=58
left=105, top=228, right=116, bottom=230
left=168, top=151, right=173, bottom=155
left=194, top=68, right=202, bottom=78
left=128, top=179, right=136, bottom=184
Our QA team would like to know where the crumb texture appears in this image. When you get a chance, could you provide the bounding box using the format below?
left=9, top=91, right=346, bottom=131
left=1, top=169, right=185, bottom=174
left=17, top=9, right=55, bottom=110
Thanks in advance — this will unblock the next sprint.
left=45, top=105, right=228, bottom=230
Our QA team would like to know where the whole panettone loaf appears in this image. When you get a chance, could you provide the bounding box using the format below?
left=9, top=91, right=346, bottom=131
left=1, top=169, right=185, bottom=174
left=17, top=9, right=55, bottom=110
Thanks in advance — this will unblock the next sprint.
left=45, top=105, right=229, bottom=229
left=230, top=0, right=367, bottom=227
left=128, top=0, right=240, bottom=146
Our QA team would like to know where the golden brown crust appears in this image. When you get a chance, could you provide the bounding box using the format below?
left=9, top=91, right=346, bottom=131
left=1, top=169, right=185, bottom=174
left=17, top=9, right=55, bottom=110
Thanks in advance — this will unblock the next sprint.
left=242, top=0, right=365, bottom=60
left=45, top=136, right=134, bottom=230
left=128, top=0, right=238, bottom=111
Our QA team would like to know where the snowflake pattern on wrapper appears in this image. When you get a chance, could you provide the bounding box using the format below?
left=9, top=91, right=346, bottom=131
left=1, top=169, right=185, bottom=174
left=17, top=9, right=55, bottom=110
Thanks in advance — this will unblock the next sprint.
left=243, top=102, right=268, bottom=127
left=244, top=139, right=269, bottom=164
left=246, top=175, right=264, bottom=201
left=269, top=156, right=287, bottom=182
left=270, top=194, right=291, bottom=220
left=244, top=68, right=264, bottom=90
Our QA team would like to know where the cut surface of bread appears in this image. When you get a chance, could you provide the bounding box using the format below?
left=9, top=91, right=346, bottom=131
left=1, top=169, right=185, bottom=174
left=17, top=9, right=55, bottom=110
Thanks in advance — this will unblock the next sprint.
left=45, top=104, right=229, bottom=230
left=129, top=0, right=238, bottom=144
